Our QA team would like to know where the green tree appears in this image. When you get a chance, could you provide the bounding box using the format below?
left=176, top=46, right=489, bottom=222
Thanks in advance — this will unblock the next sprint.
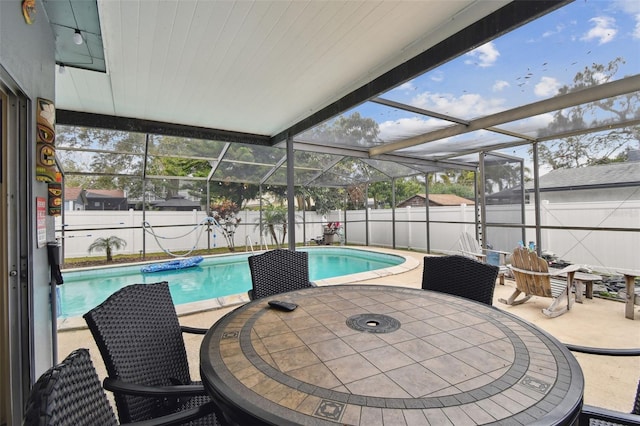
left=369, top=177, right=424, bottom=208
left=253, top=202, right=298, bottom=248
left=301, top=112, right=382, bottom=211
left=483, top=161, right=522, bottom=194
left=307, top=112, right=381, bottom=146
left=211, top=182, right=260, bottom=209
left=87, top=236, right=127, bottom=262
left=538, top=58, right=639, bottom=169
left=430, top=183, right=475, bottom=200
left=56, top=125, right=147, bottom=197
left=298, top=187, right=345, bottom=214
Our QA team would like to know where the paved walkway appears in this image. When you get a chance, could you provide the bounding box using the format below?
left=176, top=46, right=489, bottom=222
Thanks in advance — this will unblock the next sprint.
left=57, top=247, right=640, bottom=414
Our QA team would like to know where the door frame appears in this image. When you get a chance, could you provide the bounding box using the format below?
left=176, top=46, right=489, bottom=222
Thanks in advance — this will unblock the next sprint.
left=0, top=69, right=32, bottom=425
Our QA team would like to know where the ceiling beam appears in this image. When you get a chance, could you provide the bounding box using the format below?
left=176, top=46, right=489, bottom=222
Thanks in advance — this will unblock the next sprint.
left=371, top=97, right=536, bottom=142
left=293, top=138, right=476, bottom=171
left=429, top=116, right=640, bottom=162
left=207, top=143, right=231, bottom=181
left=271, top=0, right=570, bottom=145
left=56, top=110, right=271, bottom=146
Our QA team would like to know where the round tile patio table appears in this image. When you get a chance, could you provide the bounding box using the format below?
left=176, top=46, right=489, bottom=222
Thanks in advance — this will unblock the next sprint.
left=200, top=285, right=584, bottom=425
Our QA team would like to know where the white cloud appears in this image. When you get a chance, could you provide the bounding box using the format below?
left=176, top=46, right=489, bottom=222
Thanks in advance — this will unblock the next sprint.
left=593, top=72, right=611, bottom=84
left=581, top=16, right=618, bottom=44
left=412, top=91, right=506, bottom=118
left=615, top=0, right=640, bottom=14
left=430, top=71, right=444, bottom=82
left=506, top=113, right=555, bottom=134
left=542, top=24, right=566, bottom=38
left=612, top=1, right=640, bottom=38
left=493, top=80, right=510, bottom=92
left=464, top=42, right=499, bottom=67
left=534, top=77, right=561, bottom=97
left=395, top=82, right=416, bottom=92
left=377, top=110, right=555, bottom=148
left=378, top=117, right=442, bottom=141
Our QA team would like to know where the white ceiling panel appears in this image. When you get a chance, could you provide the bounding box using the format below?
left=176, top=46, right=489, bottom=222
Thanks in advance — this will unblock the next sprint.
left=56, top=66, right=115, bottom=114
left=55, top=0, right=511, bottom=137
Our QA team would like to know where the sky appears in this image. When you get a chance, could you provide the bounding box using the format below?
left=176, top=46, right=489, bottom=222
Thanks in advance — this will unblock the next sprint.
left=343, top=0, right=640, bottom=164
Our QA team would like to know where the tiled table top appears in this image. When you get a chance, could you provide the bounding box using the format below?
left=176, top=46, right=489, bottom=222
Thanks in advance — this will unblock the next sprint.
left=200, top=285, right=584, bottom=425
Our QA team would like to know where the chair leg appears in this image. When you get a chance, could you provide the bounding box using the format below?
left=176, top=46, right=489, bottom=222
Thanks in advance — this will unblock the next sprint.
left=541, top=291, right=574, bottom=318
left=498, top=289, right=532, bottom=306
left=574, top=280, right=583, bottom=303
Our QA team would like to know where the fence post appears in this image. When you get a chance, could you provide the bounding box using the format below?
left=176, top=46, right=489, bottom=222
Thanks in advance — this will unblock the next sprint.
left=129, top=208, right=135, bottom=255
left=460, top=203, right=468, bottom=237
left=406, top=205, right=412, bottom=250
left=367, top=208, right=371, bottom=246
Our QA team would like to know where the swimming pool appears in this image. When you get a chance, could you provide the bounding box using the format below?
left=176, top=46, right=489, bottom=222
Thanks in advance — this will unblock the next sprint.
left=58, top=247, right=405, bottom=318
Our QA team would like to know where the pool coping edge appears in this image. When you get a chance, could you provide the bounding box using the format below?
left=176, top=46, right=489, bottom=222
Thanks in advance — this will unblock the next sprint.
left=57, top=247, right=420, bottom=332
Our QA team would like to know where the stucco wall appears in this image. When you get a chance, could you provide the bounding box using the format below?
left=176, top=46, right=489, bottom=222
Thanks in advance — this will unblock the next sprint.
left=1, top=0, right=57, bottom=394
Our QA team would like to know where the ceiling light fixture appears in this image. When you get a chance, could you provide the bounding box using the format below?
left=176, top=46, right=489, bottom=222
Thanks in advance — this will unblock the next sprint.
left=73, top=29, right=83, bottom=45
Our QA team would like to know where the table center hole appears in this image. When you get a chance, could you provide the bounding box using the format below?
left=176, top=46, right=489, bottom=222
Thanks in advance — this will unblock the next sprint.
left=346, top=314, right=400, bottom=334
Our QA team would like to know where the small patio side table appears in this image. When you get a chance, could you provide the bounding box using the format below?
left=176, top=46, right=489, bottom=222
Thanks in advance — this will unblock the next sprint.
left=549, top=268, right=602, bottom=303
left=618, top=270, right=640, bottom=320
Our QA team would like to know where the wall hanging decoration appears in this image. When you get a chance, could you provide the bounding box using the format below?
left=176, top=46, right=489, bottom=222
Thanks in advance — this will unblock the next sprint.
left=22, top=0, right=36, bottom=24
left=35, top=98, right=57, bottom=183
left=47, top=173, right=62, bottom=217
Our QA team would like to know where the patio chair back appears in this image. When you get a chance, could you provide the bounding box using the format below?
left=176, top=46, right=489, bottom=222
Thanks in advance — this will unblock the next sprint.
left=579, top=376, right=640, bottom=424
left=83, top=281, right=204, bottom=423
left=248, top=249, right=313, bottom=300
left=23, top=348, right=118, bottom=426
left=499, top=246, right=583, bottom=317
left=459, top=232, right=484, bottom=260
left=459, top=232, right=509, bottom=285
left=422, top=255, right=499, bottom=305
left=510, top=246, right=554, bottom=297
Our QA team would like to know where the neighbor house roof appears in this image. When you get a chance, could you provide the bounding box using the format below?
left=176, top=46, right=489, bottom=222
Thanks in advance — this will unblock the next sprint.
left=64, top=187, right=83, bottom=201
left=152, top=196, right=201, bottom=208
left=85, top=189, right=126, bottom=198
left=526, top=162, right=640, bottom=191
left=399, top=193, right=474, bottom=207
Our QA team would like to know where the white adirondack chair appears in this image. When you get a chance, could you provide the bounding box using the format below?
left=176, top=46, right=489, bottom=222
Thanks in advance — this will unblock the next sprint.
left=458, top=232, right=509, bottom=285
left=499, top=246, right=582, bottom=318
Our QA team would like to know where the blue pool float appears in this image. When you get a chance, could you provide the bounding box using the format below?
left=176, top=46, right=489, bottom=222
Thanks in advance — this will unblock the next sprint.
left=141, top=256, right=204, bottom=273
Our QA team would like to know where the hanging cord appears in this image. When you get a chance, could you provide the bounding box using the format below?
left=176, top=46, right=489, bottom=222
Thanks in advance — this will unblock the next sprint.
left=142, top=216, right=221, bottom=257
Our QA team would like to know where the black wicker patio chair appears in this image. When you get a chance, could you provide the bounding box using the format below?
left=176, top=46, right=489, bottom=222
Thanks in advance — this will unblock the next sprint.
left=422, top=255, right=499, bottom=306
left=564, top=344, right=640, bottom=425
left=23, top=348, right=217, bottom=426
left=247, top=249, right=316, bottom=300
left=579, top=380, right=640, bottom=425
left=83, top=281, right=223, bottom=425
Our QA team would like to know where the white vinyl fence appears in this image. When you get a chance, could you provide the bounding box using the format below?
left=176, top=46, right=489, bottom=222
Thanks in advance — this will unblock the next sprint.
left=56, top=199, right=639, bottom=272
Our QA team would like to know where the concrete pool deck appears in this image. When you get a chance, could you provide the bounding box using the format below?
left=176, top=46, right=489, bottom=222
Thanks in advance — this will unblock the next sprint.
left=57, top=246, right=640, bottom=414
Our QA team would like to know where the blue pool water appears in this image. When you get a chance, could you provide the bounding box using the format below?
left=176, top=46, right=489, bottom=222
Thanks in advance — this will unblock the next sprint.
left=58, top=247, right=404, bottom=318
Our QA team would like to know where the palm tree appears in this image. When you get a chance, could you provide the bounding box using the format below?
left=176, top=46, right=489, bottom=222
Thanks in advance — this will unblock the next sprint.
left=88, top=236, right=127, bottom=262
left=254, top=202, right=303, bottom=248
left=254, top=204, right=288, bottom=248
